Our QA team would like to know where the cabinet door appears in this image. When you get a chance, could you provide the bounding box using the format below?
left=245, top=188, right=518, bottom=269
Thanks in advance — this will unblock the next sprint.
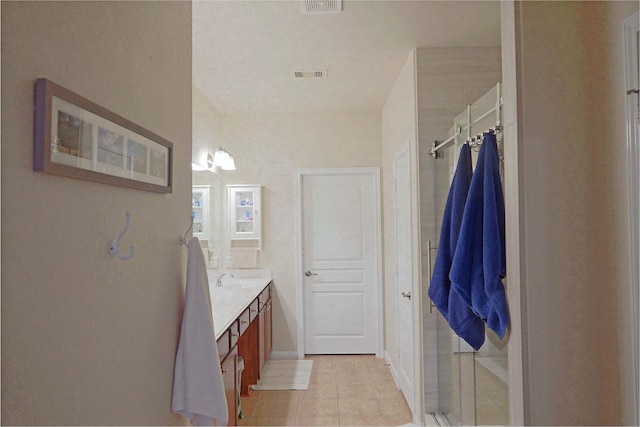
left=221, top=348, right=237, bottom=426
left=237, top=317, right=260, bottom=396
left=227, top=185, right=261, bottom=246
left=264, top=298, right=272, bottom=365
left=258, top=307, right=266, bottom=373
left=258, top=296, right=272, bottom=374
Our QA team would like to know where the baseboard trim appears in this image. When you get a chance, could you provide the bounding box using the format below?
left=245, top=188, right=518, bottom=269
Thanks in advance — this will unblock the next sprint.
left=384, top=350, right=400, bottom=389
left=269, top=351, right=299, bottom=360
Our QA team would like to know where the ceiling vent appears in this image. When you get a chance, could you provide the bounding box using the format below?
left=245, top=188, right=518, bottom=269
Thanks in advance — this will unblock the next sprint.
left=300, top=0, right=342, bottom=14
left=294, top=70, right=328, bottom=79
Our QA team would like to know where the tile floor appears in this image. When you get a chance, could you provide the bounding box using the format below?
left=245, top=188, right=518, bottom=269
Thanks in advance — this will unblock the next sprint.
left=238, top=354, right=414, bottom=426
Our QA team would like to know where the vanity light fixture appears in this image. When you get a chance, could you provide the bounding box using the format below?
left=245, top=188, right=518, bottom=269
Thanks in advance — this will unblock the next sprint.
left=193, top=153, right=220, bottom=172
left=213, top=146, right=236, bottom=171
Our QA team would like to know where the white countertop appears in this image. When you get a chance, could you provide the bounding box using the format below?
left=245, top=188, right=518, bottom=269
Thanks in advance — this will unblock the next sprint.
left=207, top=269, right=272, bottom=340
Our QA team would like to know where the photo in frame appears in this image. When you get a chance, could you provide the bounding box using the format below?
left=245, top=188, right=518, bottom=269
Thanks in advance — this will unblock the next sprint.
left=34, top=78, right=173, bottom=193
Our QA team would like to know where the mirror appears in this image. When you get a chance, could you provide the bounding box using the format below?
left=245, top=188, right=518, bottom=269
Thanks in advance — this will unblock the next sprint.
left=192, top=86, right=226, bottom=269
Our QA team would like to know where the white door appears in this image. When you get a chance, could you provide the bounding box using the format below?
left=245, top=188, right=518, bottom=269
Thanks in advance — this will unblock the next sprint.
left=395, top=144, right=414, bottom=412
left=298, top=168, right=381, bottom=355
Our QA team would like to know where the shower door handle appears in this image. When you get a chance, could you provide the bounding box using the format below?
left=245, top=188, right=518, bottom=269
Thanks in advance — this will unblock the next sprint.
left=427, top=240, right=437, bottom=314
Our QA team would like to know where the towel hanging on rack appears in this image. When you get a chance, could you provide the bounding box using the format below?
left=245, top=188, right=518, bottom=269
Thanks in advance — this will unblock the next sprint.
left=428, top=144, right=486, bottom=350
left=450, top=132, right=509, bottom=338
left=172, top=237, right=228, bottom=426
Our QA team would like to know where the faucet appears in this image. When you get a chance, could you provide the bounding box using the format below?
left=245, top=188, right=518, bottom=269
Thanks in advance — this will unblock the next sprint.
left=216, top=272, right=234, bottom=287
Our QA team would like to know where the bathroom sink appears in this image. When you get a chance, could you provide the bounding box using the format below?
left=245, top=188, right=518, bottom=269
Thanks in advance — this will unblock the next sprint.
left=231, top=279, right=265, bottom=288
left=207, top=271, right=272, bottom=338
left=210, top=268, right=272, bottom=280
left=211, top=288, right=237, bottom=300
left=210, top=279, right=266, bottom=302
left=207, top=269, right=271, bottom=289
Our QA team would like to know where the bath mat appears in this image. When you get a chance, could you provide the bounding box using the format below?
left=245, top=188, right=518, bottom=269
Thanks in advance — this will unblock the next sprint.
left=250, top=360, right=313, bottom=390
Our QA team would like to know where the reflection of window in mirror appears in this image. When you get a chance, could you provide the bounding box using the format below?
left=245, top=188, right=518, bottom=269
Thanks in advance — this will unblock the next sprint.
left=192, top=185, right=210, bottom=242
left=192, top=170, right=224, bottom=270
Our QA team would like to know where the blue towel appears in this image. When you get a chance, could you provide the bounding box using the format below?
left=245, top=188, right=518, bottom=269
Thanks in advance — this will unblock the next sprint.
left=450, top=132, right=509, bottom=338
left=428, top=144, right=486, bottom=350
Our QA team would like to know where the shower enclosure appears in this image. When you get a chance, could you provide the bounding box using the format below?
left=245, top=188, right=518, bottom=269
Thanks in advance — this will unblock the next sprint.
left=417, top=68, right=508, bottom=425
left=427, top=130, right=509, bottom=425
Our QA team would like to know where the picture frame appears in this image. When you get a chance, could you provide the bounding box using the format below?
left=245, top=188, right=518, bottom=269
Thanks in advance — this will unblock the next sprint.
left=34, top=78, right=173, bottom=193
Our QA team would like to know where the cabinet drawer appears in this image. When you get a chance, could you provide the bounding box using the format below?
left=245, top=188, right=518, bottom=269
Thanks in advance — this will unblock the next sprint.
left=229, top=319, right=240, bottom=348
left=249, top=299, right=259, bottom=322
left=239, top=307, right=251, bottom=335
left=217, top=329, right=230, bottom=361
left=258, top=283, right=271, bottom=310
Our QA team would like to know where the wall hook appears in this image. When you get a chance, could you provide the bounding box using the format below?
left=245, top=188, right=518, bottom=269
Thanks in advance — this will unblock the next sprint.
left=180, top=212, right=196, bottom=246
left=110, top=211, right=135, bottom=260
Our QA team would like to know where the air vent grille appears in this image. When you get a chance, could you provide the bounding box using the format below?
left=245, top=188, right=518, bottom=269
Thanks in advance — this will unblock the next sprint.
left=300, top=0, right=342, bottom=14
left=294, top=70, right=328, bottom=79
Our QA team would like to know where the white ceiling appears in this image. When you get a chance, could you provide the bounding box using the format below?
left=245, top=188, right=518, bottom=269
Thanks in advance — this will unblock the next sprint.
left=193, top=0, right=501, bottom=114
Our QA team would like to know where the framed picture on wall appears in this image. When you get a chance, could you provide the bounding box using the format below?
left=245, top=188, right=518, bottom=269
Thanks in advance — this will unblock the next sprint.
left=34, top=78, right=173, bottom=193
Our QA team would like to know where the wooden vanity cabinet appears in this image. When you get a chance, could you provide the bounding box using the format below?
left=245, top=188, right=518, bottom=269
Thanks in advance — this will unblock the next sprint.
left=220, top=348, right=237, bottom=426
left=237, top=281, right=272, bottom=395
left=237, top=315, right=259, bottom=396
left=215, top=281, right=273, bottom=425
left=258, top=286, right=272, bottom=372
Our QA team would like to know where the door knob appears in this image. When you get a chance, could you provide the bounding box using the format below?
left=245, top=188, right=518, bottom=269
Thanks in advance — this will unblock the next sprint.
left=401, top=291, right=411, bottom=299
left=305, top=270, right=317, bottom=277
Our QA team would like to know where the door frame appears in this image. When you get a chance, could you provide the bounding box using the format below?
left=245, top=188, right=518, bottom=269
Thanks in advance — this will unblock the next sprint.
left=623, top=10, right=640, bottom=425
left=294, top=167, right=383, bottom=359
left=394, top=142, right=415, bottom=412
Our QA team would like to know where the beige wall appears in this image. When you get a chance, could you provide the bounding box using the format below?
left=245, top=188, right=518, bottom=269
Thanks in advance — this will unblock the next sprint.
left=193, top=86, right=224, bottom=171
left=209, top=111, right=383, bottom=354
left=380, top=50, right=419, bottom=375
left=508, top=1, right=638, bottom=424
left=1, top=2, right=192, bottom=425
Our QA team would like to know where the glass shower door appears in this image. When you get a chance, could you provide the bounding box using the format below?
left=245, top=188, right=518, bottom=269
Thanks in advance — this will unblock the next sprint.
left=428, top=137, right=509, bottom=426
left=430, top=141, right=477, bottom=426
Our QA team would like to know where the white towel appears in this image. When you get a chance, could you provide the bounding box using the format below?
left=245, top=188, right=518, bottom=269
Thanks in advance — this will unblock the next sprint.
left=172, top=237, right=228, bottom=426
